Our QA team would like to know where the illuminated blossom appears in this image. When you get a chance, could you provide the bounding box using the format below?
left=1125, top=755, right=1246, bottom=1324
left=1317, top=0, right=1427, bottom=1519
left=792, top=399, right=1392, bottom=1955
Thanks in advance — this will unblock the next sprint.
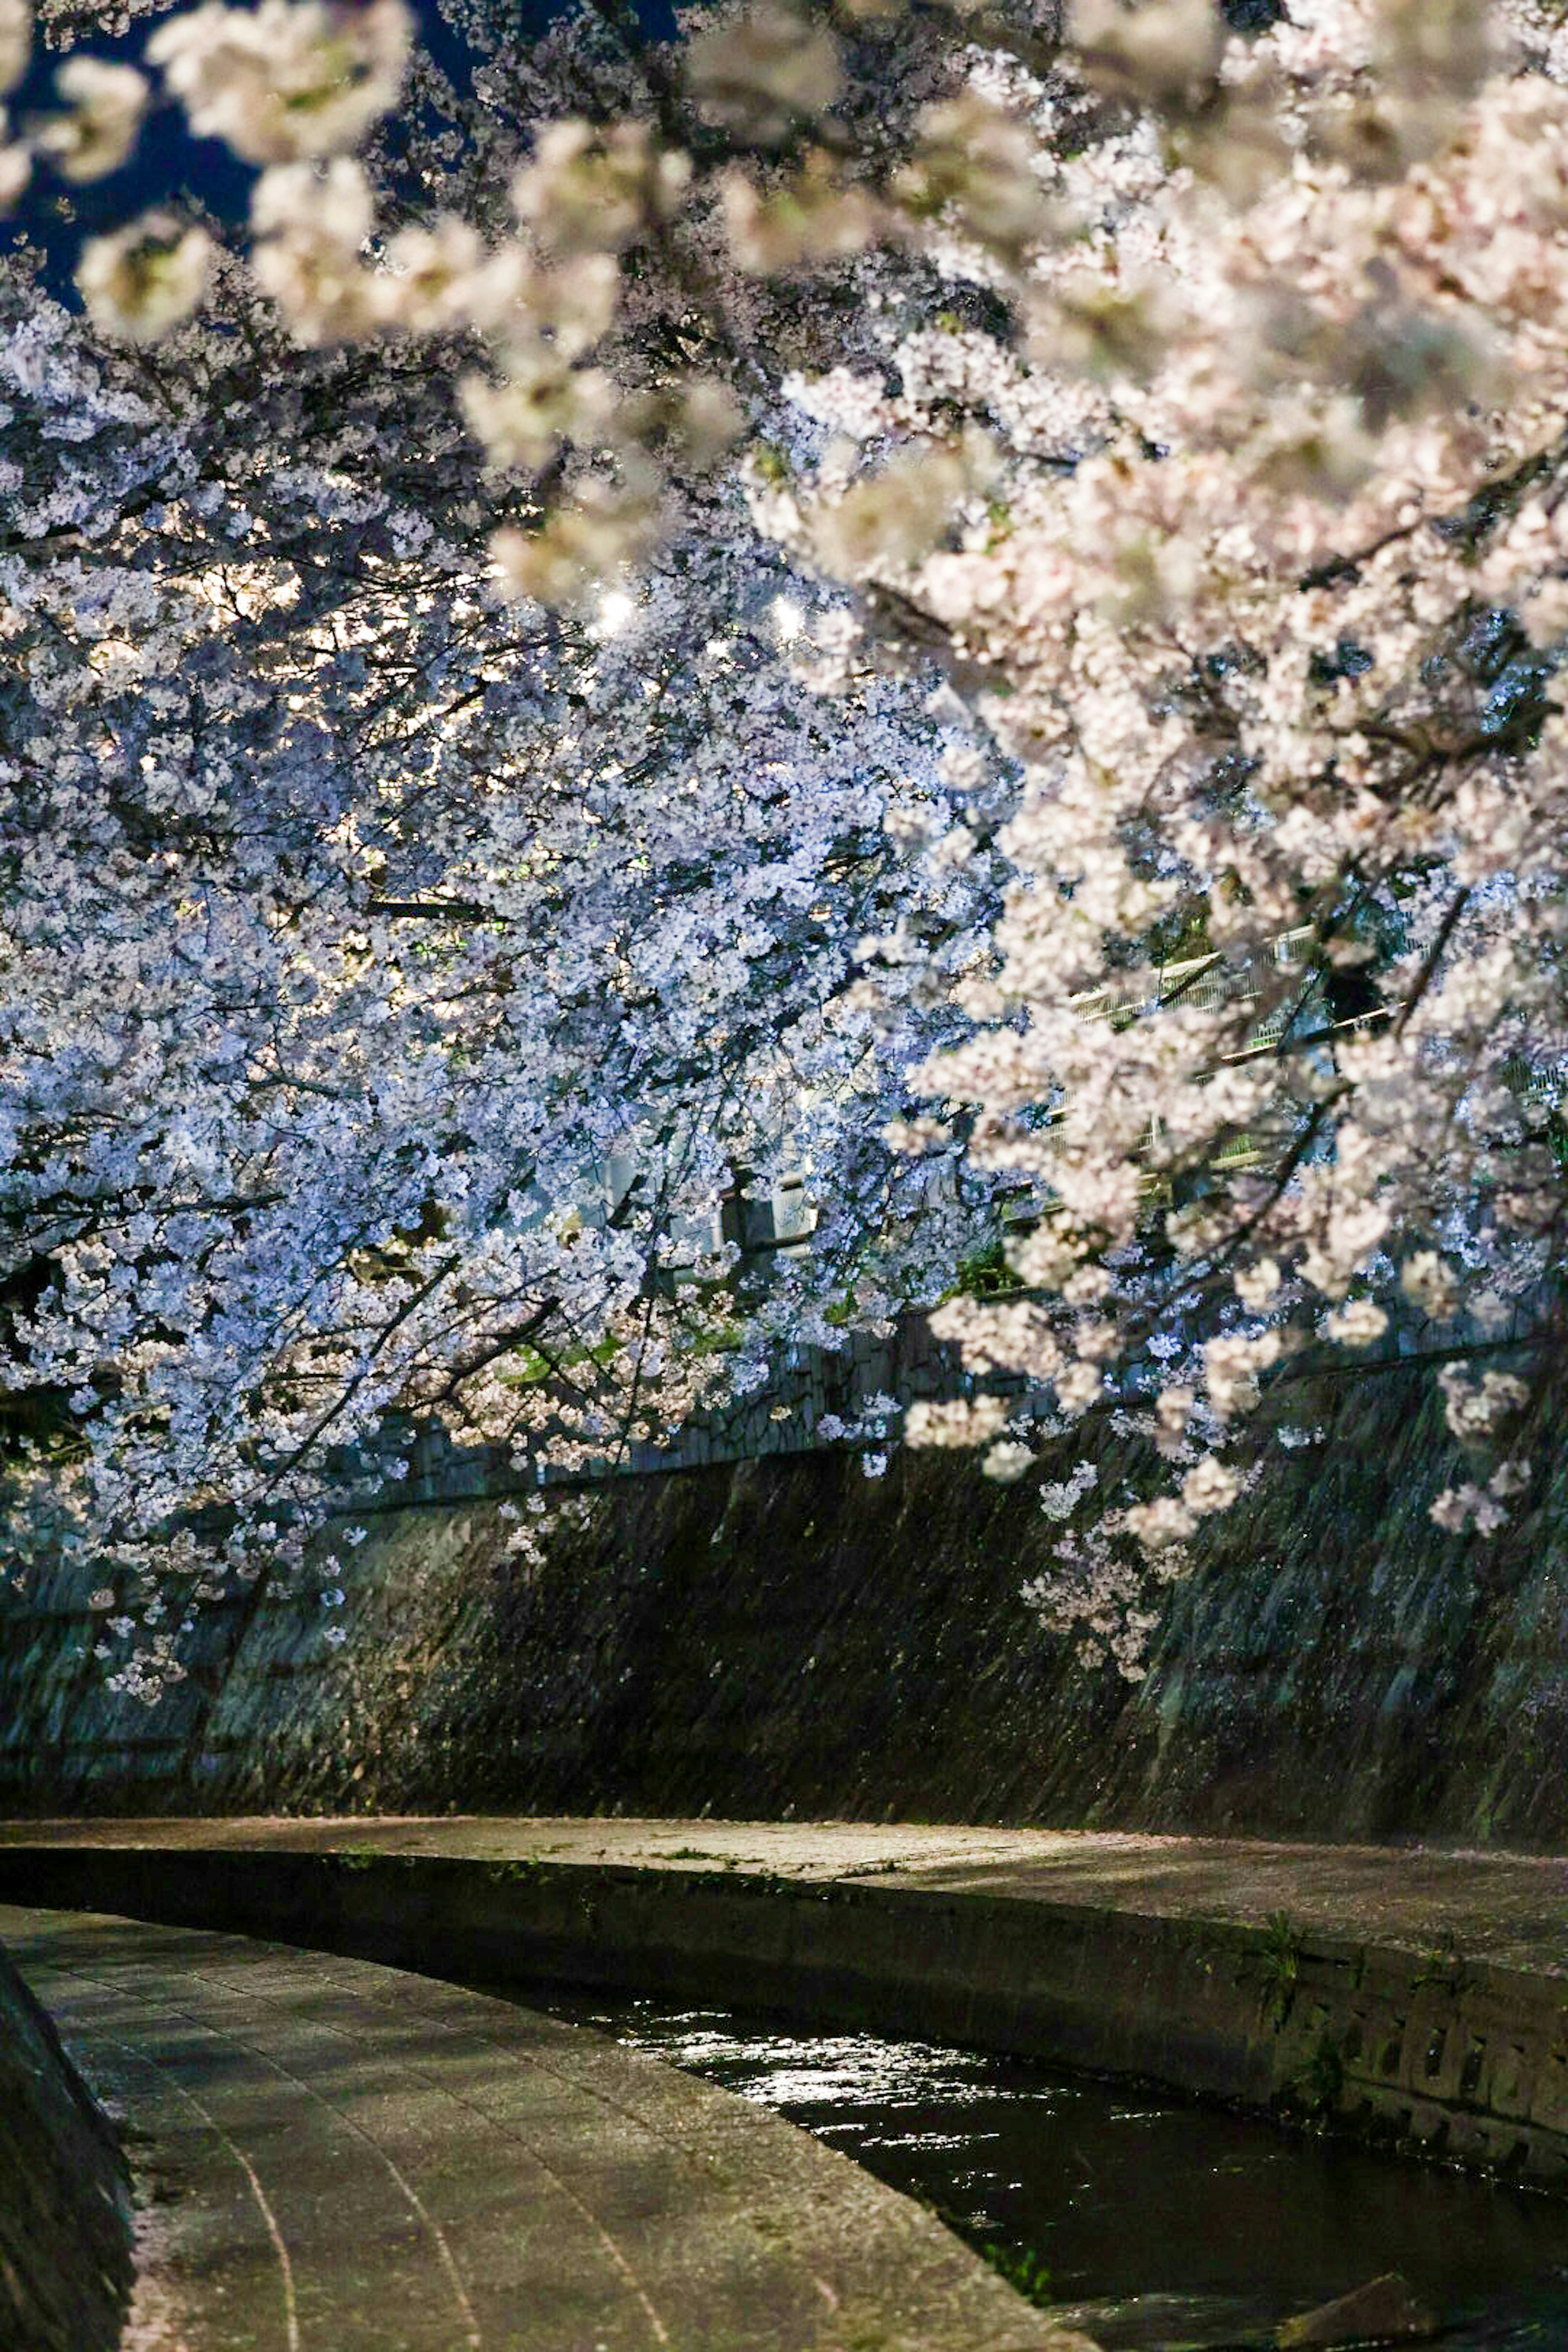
left=36, top=60, right=148, bottom=182
left=1071, top=0, right=1224, bottom=109
left=894, top=95, right=1055, bottom=258
left=250, top=157, right=379, bottom=343
left=511, top=120, right=690, bottom=256
left=459, top=349, right=614, bottom=474
left=1400, top=1251, right=1459, bottom=1320
left=76, top=211, right=213, bottom=340
left=8, top=0, right=1568, bottom=1701
left=0, top=0, right=28, bottom=96
left=490, top=481, right=658, bottom=604
left=1182, top=1456, right=1241, bottom=1517
left=686, top=2, right=840, bottom=146
left=0, top=129, right=27, bottom=209
left=147, top=0, right=410, bottom=165
left=720, top=153, right=877, bottom=276
left=1322, top=1298, right=1389, bottom=1346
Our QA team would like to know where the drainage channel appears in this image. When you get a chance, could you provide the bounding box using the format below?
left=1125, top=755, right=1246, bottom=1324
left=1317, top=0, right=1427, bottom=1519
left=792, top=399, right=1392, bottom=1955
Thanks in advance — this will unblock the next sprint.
left=528, top=1989, right=1568, bottom=2351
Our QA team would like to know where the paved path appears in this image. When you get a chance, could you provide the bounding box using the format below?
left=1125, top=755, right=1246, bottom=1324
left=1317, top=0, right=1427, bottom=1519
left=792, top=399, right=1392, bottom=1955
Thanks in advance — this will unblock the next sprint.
left=7, top=1816, right=1565, bottom=1976
left=2, top=1902, right=1090, bottom=2352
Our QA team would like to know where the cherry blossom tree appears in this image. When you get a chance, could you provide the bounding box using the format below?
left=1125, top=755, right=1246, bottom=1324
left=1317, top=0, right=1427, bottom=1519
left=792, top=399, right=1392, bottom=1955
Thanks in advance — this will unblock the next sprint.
left=2, top=0, right=1565, bottom=1690
left=0, top=87, right=1024, bottom=1691
left=788, top=0, right=1568, bottom=1668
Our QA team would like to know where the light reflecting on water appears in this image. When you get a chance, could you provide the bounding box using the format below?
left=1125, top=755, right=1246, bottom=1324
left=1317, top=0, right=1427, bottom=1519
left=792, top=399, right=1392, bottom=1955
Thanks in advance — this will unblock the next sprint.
left=539, top=1995, right=1568, bottom=2351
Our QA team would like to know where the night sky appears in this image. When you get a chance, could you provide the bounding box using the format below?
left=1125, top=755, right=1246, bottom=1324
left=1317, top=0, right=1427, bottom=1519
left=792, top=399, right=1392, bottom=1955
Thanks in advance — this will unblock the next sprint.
left=6, top=0, right=650, bottom=296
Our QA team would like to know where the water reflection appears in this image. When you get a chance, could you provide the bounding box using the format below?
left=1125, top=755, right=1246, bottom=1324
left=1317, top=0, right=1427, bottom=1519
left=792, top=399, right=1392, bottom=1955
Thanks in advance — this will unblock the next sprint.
left=540, top=1996, right=1568, bottom=2351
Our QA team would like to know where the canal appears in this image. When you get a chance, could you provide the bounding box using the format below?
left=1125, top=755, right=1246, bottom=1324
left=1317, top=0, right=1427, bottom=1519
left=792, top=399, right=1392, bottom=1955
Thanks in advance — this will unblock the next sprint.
left=537, top=1991, right=1568, bottom=2350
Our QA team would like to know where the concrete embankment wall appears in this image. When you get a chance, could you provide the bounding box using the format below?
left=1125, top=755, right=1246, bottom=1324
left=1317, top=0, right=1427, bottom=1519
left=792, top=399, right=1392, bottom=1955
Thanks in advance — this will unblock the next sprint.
left=0, top=1934, right=134, bottom=2352
left=4, top=1841, right=1564, bottom=2193
left=4, top=1345, right=1566, bottom=1843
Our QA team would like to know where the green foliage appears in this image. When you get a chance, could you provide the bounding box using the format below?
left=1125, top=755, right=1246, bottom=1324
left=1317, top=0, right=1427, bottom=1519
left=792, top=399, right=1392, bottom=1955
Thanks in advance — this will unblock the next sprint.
left=683, top=1319, right=746, bottom=1358
left=924, top=2198, right=1053, bottom=2309
left=1250, top=1910, right=1304, bottom=2033
left=977, top=2240, right=1054, bottom=2307
left=947, top=1238, right=1019, bottom=1300
left=501, top=1334, right=622, bottom=1387
left=1290, top=2031, right=1345, bottom=2117
left=1145, top=904, right=1213, bottom=967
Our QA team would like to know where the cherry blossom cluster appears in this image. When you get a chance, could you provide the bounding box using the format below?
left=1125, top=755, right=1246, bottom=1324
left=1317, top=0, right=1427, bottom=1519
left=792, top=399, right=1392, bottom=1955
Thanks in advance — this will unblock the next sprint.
left=3, top=0, right=1565, bottom=1690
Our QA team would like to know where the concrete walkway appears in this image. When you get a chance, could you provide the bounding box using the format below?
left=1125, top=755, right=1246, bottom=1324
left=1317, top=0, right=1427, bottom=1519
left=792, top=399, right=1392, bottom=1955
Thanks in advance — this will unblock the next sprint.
left=4, top=1820, right=1566, bottom=2195
left=5, top=1816, right=1564, bottom=1974
left=2, top=1902, right=1090, bottom=2352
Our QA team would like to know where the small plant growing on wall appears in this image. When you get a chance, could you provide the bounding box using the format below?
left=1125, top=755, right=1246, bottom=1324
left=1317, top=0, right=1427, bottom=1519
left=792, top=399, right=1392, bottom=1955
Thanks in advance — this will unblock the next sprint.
left=1249, top=1912, right=1305, bottom=2034
left=1412, top=1927, right=1473, bottom=2000
left=979, top=2242, right=1054, bottom=2307
left=1290, top=2030, right=1347, bottom=2118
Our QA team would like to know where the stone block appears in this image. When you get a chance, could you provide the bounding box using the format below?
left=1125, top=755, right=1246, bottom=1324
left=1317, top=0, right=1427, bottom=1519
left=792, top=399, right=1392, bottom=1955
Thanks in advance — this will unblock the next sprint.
left=1374, top=2011, right=1408, bottom=2082
left=1530, top=2049, right=1568, bottom=2133
left=1276, top=2273, right=1437, bottom=2346
left=1490, top=2039, right=1533, bottom=2120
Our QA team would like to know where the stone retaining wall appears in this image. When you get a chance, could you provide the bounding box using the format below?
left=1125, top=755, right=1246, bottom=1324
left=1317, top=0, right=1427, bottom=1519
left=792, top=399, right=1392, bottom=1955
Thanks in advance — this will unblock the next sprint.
left=4, top=1340, right=1566, bottom=1843
left=0, top=1934, right=134, bottom=2352
left=4, top=1842, right=1562, bottom=2194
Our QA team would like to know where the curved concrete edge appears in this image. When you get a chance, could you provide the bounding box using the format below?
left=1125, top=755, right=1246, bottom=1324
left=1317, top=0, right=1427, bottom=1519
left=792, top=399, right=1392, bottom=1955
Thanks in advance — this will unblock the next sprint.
left=1, top=1839, right=1564, bottom=2195
left=3, top=1901, right=1096, bottom=2352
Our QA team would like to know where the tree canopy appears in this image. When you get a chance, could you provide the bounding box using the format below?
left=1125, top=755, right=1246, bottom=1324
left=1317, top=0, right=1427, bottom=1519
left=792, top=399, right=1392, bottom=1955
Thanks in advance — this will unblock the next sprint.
left=1, top=0, right=1564, bottom=1693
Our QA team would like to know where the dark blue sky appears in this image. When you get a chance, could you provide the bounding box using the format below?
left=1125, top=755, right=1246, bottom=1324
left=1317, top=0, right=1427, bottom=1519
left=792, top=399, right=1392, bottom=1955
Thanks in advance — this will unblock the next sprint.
left=11, top=0, right=677, bottom=290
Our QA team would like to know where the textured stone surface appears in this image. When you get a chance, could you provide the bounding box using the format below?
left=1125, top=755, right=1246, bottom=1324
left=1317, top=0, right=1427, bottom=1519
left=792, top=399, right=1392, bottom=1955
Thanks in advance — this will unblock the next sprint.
left=0, top=1932, right=132, bottom=2352
left=2, top=1901, right=1093, bottom=2352
left=2, top=1348, right=1565, bottom=1844
left=1276, top=2270, right=1438, bottom=2345
left=3, top=1818, right=1565, bottom=2190
left=7, top=1813, right=1566, bottom=1972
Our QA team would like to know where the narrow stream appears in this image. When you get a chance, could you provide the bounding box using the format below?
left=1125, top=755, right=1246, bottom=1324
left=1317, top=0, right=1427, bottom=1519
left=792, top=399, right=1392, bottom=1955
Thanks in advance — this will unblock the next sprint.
left=536, top=1991, right=1568, bottom=2350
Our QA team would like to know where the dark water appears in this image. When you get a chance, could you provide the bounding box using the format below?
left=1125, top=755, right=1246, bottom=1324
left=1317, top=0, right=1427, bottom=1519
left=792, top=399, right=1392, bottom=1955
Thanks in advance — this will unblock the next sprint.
left=537, top=1993, right=1568, bottom=2351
